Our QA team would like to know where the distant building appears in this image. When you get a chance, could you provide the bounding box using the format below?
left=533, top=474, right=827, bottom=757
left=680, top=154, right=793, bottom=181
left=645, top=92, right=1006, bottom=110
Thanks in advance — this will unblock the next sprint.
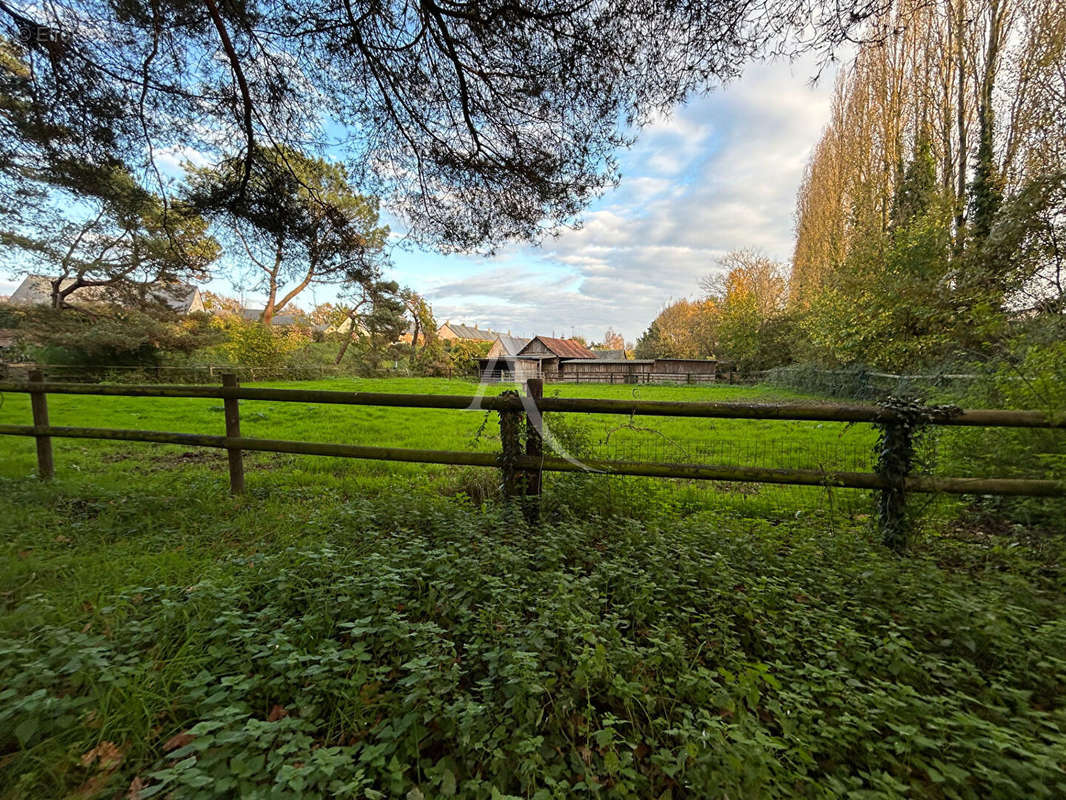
left=437, top=321, right=500, bottom=342
left=479, top=333, right=716, bottom=384
left=478, top=334, right=533, bottom=381
left=485, top=334, right=531, bottom=359
left=8, top=274, right=205, bottom=314
left=240, top=309, right=306, bottom=326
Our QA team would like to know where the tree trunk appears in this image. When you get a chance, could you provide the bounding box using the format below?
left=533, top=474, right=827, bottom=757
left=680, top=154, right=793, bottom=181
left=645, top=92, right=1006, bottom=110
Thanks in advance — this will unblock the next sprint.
left=334, top=318, right=357, bottom=364
left=953, top=0, right=968, bottom=248
left=261, top=289, right=276, bottom=326
left=408, top=316, right=421, bottom=366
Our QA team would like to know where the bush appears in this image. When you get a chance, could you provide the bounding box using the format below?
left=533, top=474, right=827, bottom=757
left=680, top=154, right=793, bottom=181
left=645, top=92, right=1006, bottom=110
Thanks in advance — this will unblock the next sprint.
left=209, top=315, right=312, bottom=368
left=935, top=340, right=1066, bottom=532
left=7, top=306, right=221, bottom=371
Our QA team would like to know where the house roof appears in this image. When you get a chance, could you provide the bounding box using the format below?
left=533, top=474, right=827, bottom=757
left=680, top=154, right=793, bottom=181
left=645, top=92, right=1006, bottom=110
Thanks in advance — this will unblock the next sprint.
left=241, top=309, right=305, bottom=326
left=442, top=322, right=499, bottom=340
left=9, top=274, right=201, bottom=312
left=492, top=334, right=531, bottom=356
left=522, top=336, right=597, bottom=360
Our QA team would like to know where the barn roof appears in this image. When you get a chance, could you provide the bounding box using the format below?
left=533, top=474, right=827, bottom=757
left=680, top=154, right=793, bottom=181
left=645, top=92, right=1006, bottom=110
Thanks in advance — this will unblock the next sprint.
left=442, top=322, right=500, bottom=340
left=592, top=349, right=627, bottom=361
left=492, top=334, right=531, bottom=356
left=522, top=336, right=597, bottom=359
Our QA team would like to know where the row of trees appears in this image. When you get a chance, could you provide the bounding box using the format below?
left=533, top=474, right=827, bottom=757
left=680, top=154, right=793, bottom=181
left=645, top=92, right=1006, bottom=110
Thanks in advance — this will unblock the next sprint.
left=640, top=0, right=1065, bottom=375
left=790, top=0, right=1066, bottom=370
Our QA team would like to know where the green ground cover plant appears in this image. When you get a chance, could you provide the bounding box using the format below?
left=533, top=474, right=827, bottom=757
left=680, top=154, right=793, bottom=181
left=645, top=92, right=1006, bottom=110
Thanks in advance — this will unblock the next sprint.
left=1, top=481, right=1064, bottom=799
left=2, top=378, right=1064, bottom=798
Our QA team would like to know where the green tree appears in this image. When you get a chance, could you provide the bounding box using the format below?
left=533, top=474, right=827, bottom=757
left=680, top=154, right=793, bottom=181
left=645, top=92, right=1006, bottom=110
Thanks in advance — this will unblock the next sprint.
left=332, top=280, right=406, bottom=367
left=0, top=164, right=218, bottom=310
left=187, top=146, right=388, bottom=326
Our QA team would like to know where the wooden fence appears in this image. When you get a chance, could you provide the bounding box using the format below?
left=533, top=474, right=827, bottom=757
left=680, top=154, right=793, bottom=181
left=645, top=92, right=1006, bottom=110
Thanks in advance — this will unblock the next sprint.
left=1, top=373, right=1064, bottom=547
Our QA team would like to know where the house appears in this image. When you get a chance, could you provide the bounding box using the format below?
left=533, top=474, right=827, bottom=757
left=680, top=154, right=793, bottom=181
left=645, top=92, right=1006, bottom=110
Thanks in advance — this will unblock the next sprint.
left=8, top=274, right=205, bottom=313
left=437, top=321, right=500, bottom=342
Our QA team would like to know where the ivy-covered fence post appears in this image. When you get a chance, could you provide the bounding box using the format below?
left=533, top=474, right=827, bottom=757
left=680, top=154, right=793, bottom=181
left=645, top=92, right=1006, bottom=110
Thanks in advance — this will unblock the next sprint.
left=874, top=397, right=959, bottom=552
left=498, top=390, right=522, bottom=499
left=875, top=416, right=914, bottom=552
left=523, top=379, right=544, bottom=524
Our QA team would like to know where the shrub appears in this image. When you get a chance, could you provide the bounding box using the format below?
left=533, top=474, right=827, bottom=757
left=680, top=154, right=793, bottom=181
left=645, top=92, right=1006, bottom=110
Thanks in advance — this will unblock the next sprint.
left=935, top=340, right=1066, bottom=532
left=9, top=306, right=221, bottom=370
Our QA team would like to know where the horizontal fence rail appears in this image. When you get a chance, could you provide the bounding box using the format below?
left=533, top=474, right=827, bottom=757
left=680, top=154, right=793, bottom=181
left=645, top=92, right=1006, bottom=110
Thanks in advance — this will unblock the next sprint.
left=1, top=373, right=1064, bottom=549
left=2, top=380, right=1065, bottom=428
left=1, top=423, right=1063, bottom=498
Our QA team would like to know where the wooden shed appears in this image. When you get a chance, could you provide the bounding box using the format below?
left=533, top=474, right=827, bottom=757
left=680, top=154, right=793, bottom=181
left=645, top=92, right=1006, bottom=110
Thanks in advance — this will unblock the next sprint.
left=516, top=336, right=597, bottom=381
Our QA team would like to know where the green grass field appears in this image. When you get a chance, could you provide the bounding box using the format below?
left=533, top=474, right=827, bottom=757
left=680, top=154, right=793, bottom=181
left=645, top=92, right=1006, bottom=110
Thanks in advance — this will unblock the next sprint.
left=2, top=378, right=1064, bottom=798
left=0, top=377, right=878, bottom=517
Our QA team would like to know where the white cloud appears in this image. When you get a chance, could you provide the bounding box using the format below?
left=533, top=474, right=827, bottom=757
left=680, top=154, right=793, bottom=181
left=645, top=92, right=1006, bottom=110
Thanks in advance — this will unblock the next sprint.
left=417, top=57, right=837, bottom=342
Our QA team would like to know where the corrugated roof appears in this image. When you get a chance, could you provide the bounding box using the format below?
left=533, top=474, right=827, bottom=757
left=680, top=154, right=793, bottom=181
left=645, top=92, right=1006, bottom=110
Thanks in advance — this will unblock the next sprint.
left=526, top=336, right=597, bottom=359
left=492, top=334, right=531, bottom=356
left=442, top=322, right=499, bottom=340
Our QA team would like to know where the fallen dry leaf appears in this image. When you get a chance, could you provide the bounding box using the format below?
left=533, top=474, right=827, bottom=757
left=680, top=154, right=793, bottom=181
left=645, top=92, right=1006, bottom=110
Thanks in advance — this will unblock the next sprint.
left=127, top=776, right=145, bottom=800
left=578, top=745, right=593, bottom=765
left=80, top=740, right=124, bottom=771
left=267, top=704, right=288, bottom=722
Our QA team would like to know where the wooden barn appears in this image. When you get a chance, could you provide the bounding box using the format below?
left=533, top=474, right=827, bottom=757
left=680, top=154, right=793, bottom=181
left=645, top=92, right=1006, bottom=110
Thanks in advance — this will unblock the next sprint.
left=516, top=336, right=597, bottom=381
left=478, top=334, right=718, bottom=384
left=478, top=334, right=532, bottom=381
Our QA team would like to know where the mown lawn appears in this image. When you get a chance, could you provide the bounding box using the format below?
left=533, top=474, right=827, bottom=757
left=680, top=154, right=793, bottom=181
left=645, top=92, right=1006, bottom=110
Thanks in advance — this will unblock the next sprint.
left=2, top=378, right=1064, bottom=798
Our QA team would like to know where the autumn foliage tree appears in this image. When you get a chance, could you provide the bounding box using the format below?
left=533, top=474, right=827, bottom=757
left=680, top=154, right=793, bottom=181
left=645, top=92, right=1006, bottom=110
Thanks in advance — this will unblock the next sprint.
left=636, top=250, right=793, bottom=371
left=790, top=0, right=1066, bottom=368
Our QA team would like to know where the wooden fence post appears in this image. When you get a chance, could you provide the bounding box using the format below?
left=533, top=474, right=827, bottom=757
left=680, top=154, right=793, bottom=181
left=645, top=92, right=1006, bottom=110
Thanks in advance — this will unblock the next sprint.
left=876, top=421, right=911, bottom=552
left=222, top=373, right=245, bottom=495
left=524, top=378, right=543, bottom=523
left=29, top=370, right=54, bottom=480
left=498, top=390, right=521, bottom=499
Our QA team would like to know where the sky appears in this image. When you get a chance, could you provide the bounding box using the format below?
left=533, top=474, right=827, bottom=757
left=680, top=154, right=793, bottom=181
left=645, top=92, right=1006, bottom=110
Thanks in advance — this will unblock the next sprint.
left=379, top=55, right=839, bottom=344
left=1, top=55, right=838, bottom=344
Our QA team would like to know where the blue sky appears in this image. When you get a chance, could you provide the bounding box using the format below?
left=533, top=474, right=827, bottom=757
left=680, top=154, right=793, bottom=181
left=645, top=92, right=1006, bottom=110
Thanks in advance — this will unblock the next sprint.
left=2, top=56, right=837, bottom=343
